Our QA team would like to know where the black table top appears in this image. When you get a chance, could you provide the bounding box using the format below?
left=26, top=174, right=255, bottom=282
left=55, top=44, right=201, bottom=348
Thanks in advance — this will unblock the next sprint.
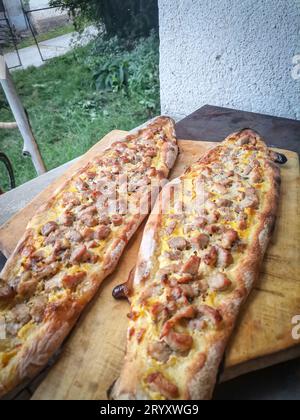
left=176, top=105, right=300, bottom=155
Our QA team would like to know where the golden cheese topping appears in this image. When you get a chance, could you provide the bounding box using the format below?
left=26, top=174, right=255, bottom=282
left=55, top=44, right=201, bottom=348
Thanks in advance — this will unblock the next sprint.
left=124, top=131, right=275, bottom=400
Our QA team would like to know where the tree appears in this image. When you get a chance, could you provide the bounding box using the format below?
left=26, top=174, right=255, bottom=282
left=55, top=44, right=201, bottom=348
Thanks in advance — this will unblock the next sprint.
left=50, top=0, right=159, bottom=38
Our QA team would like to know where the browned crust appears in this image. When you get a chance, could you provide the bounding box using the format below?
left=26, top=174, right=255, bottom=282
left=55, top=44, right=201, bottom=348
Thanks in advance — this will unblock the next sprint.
left=0, top=116, right=178, bottom=398
left=111, top=129, right=281, bottom=400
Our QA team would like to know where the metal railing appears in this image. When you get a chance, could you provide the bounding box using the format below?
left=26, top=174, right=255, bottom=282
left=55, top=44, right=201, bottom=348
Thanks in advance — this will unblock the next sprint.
left=21, top=1, right=64, bottom=62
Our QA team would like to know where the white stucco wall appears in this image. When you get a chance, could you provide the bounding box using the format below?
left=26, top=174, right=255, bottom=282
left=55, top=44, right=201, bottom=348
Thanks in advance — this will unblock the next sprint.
left=159, top=0, right=300, bottom=121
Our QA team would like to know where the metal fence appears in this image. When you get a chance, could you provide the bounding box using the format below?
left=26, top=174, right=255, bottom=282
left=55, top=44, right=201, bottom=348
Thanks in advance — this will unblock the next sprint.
left=2, top=1, right=68, bottom=67
left=0, top=0, right=22, bottom=68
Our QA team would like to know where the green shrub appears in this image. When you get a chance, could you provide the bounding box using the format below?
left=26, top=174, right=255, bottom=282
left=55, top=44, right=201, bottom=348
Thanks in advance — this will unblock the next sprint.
left=90, top=33, right=159, bottom=112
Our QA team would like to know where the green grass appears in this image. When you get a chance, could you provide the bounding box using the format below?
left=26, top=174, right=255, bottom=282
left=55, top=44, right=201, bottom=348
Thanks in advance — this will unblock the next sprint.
left=0, top=36, right=160, bottom=191
left=5, top=24, right=75, bottom=52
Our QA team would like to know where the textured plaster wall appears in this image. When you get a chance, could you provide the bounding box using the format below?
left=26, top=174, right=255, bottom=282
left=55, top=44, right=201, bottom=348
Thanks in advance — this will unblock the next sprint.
left=159, top=0, right=300, bottom=121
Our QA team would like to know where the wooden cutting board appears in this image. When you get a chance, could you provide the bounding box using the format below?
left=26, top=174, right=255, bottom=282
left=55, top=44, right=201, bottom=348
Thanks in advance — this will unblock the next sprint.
left=0, top=130, right=299, bottom=400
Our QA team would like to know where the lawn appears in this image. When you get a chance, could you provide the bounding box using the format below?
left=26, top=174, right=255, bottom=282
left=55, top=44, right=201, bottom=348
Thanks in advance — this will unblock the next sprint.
left=0, top=34, right=160, bottom=191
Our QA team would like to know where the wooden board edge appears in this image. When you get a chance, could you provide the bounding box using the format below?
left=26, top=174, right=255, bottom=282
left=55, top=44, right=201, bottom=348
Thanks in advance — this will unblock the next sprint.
left=221, top=345, right=300, bottom=383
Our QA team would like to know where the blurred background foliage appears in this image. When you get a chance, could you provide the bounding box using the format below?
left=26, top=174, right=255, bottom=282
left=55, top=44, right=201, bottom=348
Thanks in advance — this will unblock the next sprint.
left=50, top=0, right=159, bottom=38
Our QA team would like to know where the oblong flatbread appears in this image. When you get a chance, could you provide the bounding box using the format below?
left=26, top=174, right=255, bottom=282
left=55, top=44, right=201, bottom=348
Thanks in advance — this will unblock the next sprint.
left=0, top=116, right=178, bottom=398
left=111, top=129, right=281, bottom=400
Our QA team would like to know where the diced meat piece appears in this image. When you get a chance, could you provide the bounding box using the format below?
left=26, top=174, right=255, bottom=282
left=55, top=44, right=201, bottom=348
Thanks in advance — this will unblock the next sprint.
left=205, top=225, right=220, bottom=235
left=145, top=147, right=157, bottom=158
left=70, top=245, right=87, bottom=264
left=78, top=212, right=98, bottom=228
left=150, top=303, right=169, bottom=323
left=86, top=171, right=97, bottom=179
left=161, top=306, right=196, bottom=338
left=0, top=279, right=15, bottom=301
left=60, top=249, right=71, bottom=263
left=30, top=296, right=47, bottom=322
left=179, top=284, right=197, bottom=299
left=157, top=265, right=180, bottom=284
left=41, top=222, right=58, bottom=237
left=58, top=212, right=74, bottom=227
left=170, top=286, right=182, bottom=300
left=197, top=305, right=223, bottom=326
left=147, top=372, right=179, bottom=399
left=177, top=273, right=194, bottom=284
left=17, top=274, right=38, bottom=297
left=111, top=215, right=123, bottom=227
left=112, top=141, right=128, bottom=153
left=165, top=221, right=177, bottom=235
left=236, top=210, right=248, bottom=230
left=94, top=225, right=111, bottom=240
left=243, top=165, right=253, bottom=176
left=87, top=240, right=98, bottom=249
left=78, top=205, right=98, bottom=217
left=216, top=198, right=232, bottom=208
left=238, top=136, right=250, bottom=146
left=191, top=233, right=210, bottom=250
left=31, top=249, right=46, bottom=262
left=192, top=280, right=208, bottom=295
left=148, top=341, right=172, bottom=363
left=208, top=273, right=232, bottom=292
left=181, top=256, right=201, bottom=275
left=98, top=215, right=111, bottom=225
left=213, top=183, right=227, bottom=195
left=35, top=262, right=60, bottom=280
left=218, top=177, right=233, bottom=187
left=222, top=229, right=239, bottom=249
left=7, top=304, right=31, bottom=327
left=218, top=247, right=233, bottom=269
left=207, top=211, right=220, bottom=224
left=204, top=246, right=218, bottom=267
left=88, top=252, right=99, bottom=264
left=168, top=237, right=187, bottom=251
left=62, top=271, right=86, bottom=290
left=75, top=178, right=89, bottom=192
left=44, top=232, right=60, bottom=246
left=165, top=331, right=193, bottom=353
left=54, top=238, right=70, bottom=254
left=240, top=188, right=259, bottom=209
left=21, top=245, right=36, bottom=257
left=66, top=229, right=82, bottom=243
left=206, top=200, right=217, bottom=212
left=189, top=318, right=207, bottom=331
left=136, top=328, right=146, bottom=344
left=220, top=207, right=235, bottom=222
left=194, top=217, right=207, bottom=228
left=250, top=168, right=262, bottom=184
left=164, top=250, right=182, bottom=261
left=81, top=227, right=94, bottom=241
left=62, top=192, right=81, bottom=207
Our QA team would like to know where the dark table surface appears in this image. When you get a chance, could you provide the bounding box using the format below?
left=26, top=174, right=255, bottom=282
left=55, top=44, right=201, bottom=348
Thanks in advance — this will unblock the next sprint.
left=1, top=105, right=300, bottom=400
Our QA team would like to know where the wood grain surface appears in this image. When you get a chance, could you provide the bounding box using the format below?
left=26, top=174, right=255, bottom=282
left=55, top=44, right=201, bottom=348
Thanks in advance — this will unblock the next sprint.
left=0, top=130, right=299, bottom=399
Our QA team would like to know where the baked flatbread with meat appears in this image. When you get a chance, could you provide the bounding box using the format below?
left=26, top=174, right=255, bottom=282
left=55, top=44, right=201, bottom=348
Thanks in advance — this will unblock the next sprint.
left=111, top=129, right=281, bottom=400
left=0, top=116, right=178, bottom=398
